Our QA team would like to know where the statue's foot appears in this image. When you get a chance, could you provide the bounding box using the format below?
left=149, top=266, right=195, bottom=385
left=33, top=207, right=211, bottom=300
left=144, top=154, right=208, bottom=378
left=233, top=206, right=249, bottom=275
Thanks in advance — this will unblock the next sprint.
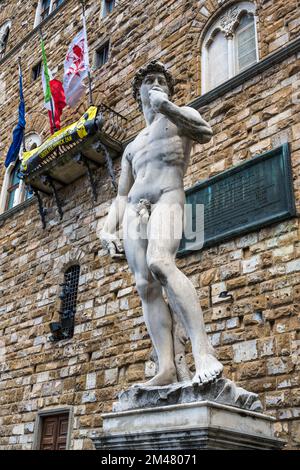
left=192, top=354, right=223, bottom=385
left=136, top=369, right=178, bottom=388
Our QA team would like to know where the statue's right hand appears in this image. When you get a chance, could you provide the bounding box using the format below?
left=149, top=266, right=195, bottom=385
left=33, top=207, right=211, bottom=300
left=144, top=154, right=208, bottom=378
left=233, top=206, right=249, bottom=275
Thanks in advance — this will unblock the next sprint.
left=100, top=231, right=125, bottom=259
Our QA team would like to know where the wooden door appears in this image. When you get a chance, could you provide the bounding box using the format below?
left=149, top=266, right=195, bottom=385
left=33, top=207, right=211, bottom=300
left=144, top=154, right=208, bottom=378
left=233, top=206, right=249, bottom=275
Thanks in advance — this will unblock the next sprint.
left=39, top=413, right=69, bottom=450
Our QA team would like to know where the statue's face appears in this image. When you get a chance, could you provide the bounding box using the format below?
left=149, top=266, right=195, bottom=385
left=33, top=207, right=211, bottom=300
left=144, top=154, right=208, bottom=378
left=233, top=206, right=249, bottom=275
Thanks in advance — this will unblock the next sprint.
left=139, top=72, right=169, bottom=107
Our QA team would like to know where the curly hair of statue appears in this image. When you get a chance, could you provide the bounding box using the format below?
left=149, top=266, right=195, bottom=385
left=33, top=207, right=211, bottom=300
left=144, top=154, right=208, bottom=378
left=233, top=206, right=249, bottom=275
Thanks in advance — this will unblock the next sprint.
left=132, top=60, right=175, bottom=110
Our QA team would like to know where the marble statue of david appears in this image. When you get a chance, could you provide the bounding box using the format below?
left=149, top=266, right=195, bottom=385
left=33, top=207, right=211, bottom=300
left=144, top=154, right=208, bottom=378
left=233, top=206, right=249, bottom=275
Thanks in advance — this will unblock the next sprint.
left=100, top=60, right=223, bottom=387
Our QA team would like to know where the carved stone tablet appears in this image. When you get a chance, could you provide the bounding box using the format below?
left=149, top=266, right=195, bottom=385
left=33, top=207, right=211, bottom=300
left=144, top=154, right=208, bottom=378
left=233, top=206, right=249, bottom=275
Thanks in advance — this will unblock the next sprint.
left=179, top=144, right=295, bottom=255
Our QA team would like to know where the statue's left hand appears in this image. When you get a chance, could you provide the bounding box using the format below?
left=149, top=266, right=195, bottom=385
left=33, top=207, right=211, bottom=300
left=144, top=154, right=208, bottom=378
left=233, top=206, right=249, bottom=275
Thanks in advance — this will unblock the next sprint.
left=100, top=231, right=125, bottom=259
left=149, top=87, right=169, bottom=112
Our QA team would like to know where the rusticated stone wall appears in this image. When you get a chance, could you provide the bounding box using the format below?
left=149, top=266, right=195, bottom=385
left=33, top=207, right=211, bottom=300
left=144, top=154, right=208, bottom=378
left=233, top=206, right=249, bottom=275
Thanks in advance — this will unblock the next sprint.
left=0, top=0, right=299, bottom=450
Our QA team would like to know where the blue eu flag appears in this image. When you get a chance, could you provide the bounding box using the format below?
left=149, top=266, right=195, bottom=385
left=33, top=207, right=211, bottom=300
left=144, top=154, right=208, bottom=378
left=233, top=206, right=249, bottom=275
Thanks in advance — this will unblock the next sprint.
left=5, top=64, right=26, bottom=168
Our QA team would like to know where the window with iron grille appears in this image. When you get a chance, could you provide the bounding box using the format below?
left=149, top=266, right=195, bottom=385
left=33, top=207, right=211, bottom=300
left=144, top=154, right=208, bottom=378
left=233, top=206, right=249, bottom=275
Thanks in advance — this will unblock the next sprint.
left=50, top=265, right=80, bottom=341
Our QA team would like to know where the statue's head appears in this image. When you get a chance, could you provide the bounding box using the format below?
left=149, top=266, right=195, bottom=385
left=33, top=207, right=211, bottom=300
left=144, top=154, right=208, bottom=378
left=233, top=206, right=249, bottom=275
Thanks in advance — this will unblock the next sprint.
left=132, top=60, right=175, bottom=110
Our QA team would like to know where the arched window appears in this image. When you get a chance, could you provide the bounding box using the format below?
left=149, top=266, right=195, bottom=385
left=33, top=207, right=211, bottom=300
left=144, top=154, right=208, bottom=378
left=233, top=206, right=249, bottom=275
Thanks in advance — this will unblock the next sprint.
left=34, top=0, right=64, bottom=27
left=6, top=161, right=22, bottom=211
left=207, top=30, right=229, bottom=90
left=0, top=159, right=32, bottom=214
left=0, top=132, right=41, bottom=214
left=101, top=0, right=116, bottom=18
left=50, top=265, right=80, bottom=341
left=201, top=2, right=258, bottom=93
left=0, top=21, right=11, bottom=58
left=235, top=13, right=257, bottom=73
left=25, top=132, right=42, bottom=152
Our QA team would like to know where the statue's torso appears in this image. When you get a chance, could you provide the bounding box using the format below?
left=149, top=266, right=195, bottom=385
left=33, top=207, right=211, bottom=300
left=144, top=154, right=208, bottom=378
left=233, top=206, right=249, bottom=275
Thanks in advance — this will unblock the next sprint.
left=127, top=115, right=192, bottom=204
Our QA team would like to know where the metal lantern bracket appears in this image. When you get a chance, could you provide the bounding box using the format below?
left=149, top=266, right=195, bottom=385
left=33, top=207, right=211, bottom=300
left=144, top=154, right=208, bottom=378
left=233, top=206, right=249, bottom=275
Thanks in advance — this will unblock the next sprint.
left=49, top=308, right=75, bottom=342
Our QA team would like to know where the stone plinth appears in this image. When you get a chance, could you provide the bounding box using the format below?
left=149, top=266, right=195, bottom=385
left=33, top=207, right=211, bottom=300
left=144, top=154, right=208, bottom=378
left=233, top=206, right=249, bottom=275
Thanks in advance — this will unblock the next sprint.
left=93, top=401, right=285, bottom=450
left=113, top=379, right=263, bottom=413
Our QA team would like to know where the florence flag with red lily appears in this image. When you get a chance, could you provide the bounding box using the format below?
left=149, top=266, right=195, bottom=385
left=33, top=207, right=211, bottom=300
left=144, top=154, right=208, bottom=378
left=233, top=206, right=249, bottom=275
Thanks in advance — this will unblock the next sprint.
left=63, top=22, right=90, bottom=108
left=41, top=36, right=66, bottom=134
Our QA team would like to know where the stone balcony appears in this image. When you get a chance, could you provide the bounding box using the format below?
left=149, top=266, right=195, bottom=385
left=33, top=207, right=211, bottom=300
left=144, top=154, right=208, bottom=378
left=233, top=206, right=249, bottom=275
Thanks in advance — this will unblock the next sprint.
left=20, top=104, right=127, bottom=226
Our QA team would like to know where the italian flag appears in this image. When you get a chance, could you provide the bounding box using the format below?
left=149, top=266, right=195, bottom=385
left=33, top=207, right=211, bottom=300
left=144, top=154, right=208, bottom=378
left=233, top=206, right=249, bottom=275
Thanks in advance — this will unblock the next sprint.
left=41, top=36, right=66, bottom=134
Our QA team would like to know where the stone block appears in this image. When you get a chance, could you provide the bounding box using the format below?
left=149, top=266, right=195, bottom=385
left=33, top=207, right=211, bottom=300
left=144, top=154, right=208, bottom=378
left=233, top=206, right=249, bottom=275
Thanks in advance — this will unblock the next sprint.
left=82, top=392, right=97, bottom=404
left=12, top=424, right=24, bottom=435
left=104, top=368, right=118, bottom=386
left=286, top=259, right=300, bottom=273
left=265, top=392, right=285, bottom=409
left=220, top=262, right=240, bottom=280
left=212, top=305, right=232, bottom=320
left=233, top=340, right=258, bottom=363
left=86, top=373, right=97, bottom=390
left=236, top=361, right=266, bottom=380
left=258, top=338, right=274, bottom=357
left=242, top=256, right=261, bottom=274
left=226, top=317, right=239, bottom=329
left=266, top=358, right=294, bottom=376
left=126, top=363, right=145, bottom=383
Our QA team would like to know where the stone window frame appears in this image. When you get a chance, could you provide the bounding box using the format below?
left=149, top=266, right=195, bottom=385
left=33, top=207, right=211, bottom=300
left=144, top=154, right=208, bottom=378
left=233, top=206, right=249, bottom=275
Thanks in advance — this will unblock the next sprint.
left=201, top=1, right=259, bottom=94
left=32, top=60, right=42, bottom=82
left=0, top=132, right=42, bottom=215
left=34, top=0, right=67, bottom=28
left=0, top=20, right=11, bottom=59
left=93, top=39, right=111, bottom=70
left=32, top=406, right=74, bottom=450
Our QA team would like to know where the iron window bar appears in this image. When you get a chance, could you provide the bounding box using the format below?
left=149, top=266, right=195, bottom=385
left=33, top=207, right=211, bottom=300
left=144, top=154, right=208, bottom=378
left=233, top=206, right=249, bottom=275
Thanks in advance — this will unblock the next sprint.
left=50, top=265, right=80, bottom=342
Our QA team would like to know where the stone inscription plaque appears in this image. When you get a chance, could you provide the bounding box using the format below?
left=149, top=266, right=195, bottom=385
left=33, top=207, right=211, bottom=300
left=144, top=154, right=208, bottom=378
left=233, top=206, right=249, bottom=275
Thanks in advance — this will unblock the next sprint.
left=179, top=144, right=296, bottom=256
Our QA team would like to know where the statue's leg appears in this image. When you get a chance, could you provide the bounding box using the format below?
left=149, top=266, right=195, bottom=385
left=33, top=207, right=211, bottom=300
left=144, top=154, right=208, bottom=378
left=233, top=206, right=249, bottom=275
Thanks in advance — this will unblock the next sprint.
left=146, top=190, right=223, bottom=385
left=123, top=204, right=177, bottom=386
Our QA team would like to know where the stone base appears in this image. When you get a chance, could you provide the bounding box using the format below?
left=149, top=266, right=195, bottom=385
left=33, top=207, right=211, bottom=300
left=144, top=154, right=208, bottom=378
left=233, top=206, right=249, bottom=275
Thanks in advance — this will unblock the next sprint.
left=93, top=401, right=285, bottom=450
left=113, top=378, right=263, bottom=413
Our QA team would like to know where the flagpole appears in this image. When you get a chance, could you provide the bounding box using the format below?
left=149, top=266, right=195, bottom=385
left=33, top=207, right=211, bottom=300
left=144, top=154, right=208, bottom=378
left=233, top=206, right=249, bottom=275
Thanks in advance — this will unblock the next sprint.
left=18, top=56, right=26, bottom=152
left=81, top=0, right=93, bottom=106
left=39, top=27, right=57, bottom=133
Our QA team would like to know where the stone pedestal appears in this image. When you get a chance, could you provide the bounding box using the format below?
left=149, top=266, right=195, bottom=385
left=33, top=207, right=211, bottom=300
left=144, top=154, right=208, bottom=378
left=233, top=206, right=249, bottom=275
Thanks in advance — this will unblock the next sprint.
left=93, top=401, right=285, bottom=450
